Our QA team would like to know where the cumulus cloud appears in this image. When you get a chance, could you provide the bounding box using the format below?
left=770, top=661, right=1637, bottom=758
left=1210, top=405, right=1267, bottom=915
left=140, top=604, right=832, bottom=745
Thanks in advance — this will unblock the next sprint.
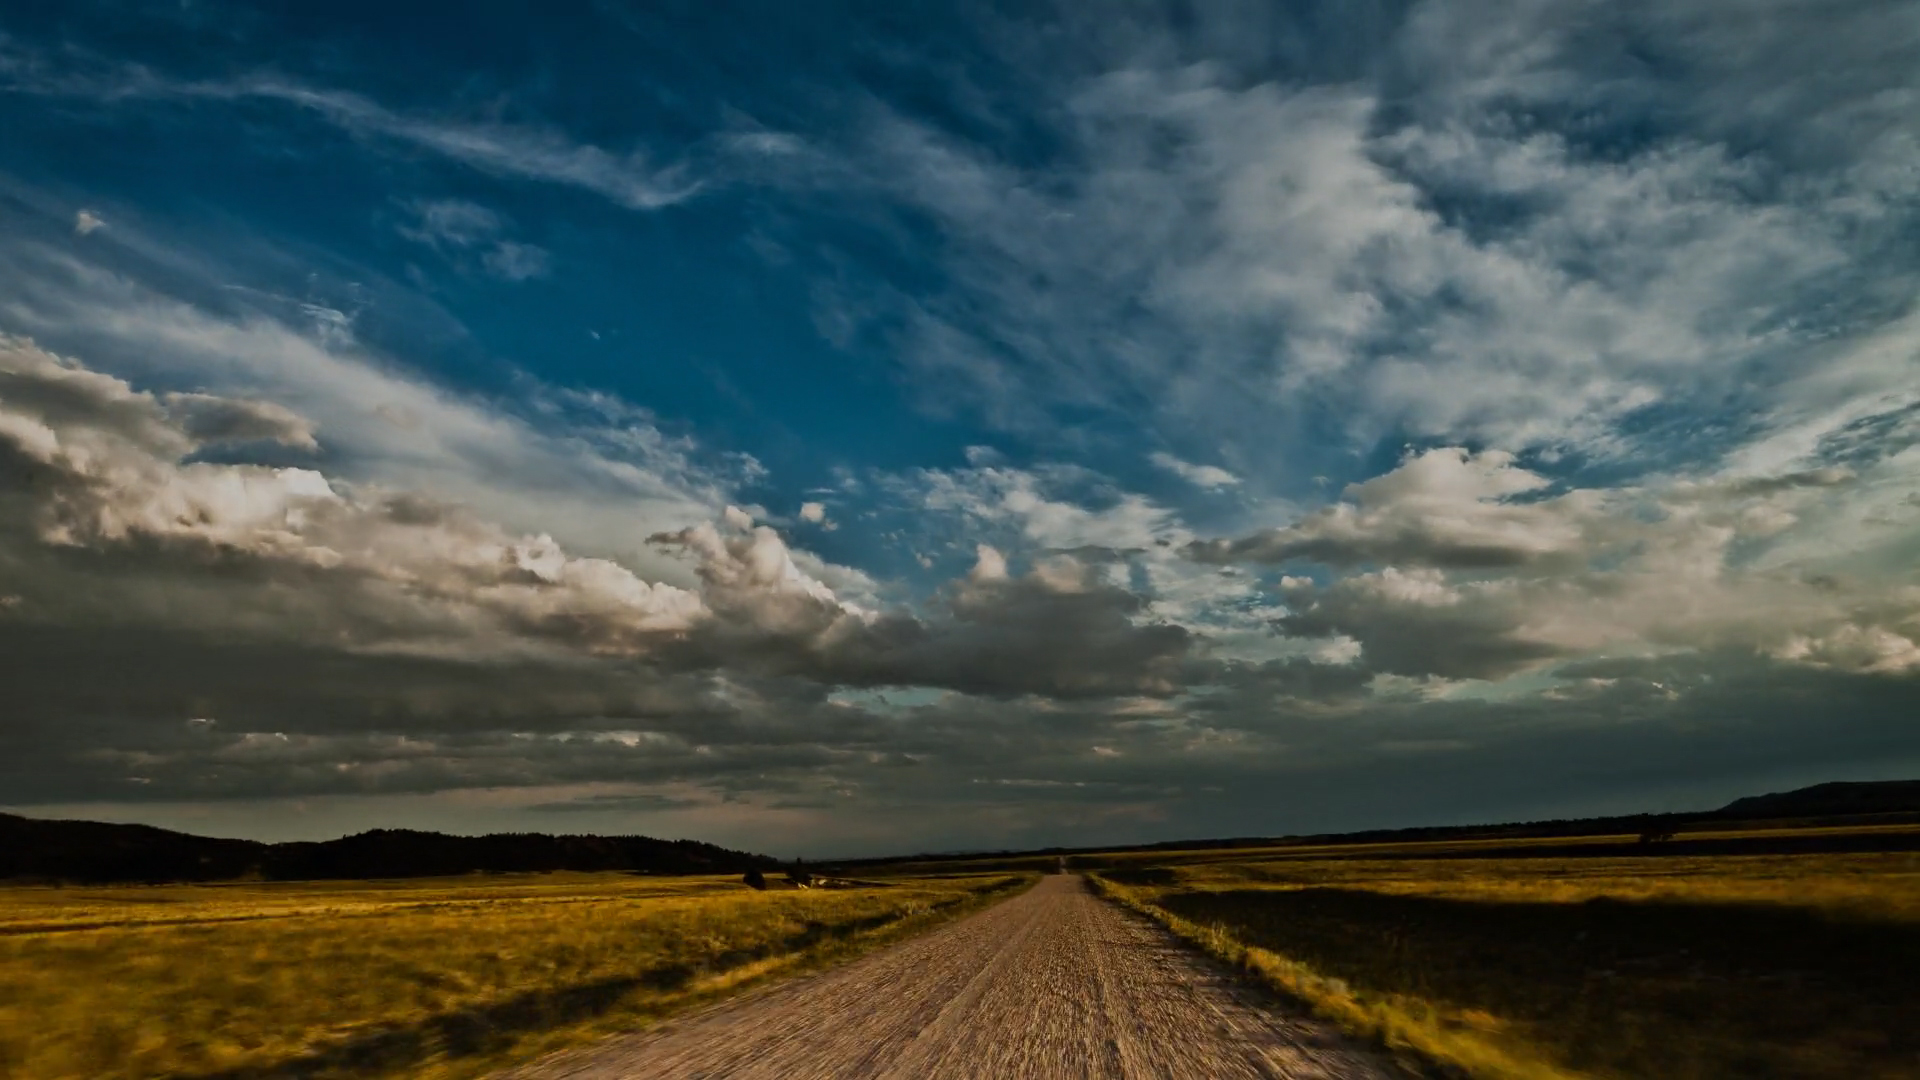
left=0, top=239, right=729, bottom=578
left=0, top=335, right=707, bottom=658
left=1193, top=448, right=1606, bottom=570
left=642, top=518, right=1196, bottom=700
left=1275, top=568, right=1565, bottom=680
left=1223, top=445, right=1920, bottom=680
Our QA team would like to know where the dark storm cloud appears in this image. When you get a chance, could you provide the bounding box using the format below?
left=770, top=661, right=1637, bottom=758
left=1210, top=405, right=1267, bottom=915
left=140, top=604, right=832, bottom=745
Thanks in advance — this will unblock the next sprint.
left=647, top=525, right=1198, bottom=699
left=0, top=339, right=1199, bottom=810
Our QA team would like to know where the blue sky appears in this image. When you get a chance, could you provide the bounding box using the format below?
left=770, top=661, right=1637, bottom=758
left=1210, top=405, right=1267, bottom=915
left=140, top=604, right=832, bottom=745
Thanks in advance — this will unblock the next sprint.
left=1, top=0, right=1917, bottom=855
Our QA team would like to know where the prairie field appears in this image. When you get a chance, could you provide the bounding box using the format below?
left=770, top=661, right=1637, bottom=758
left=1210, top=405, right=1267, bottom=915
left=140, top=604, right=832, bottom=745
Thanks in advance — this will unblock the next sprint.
left=1093, top=849, right=1920, bottom=1080
left=0, top=870, right=1029, bottom=1080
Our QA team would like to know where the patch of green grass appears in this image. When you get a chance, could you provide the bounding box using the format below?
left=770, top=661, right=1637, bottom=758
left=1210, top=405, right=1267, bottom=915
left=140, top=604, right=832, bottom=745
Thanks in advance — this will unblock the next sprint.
left=0, top=871, right=1032, bottom=1080
left=1093, top=853, right=1920, bottom=1080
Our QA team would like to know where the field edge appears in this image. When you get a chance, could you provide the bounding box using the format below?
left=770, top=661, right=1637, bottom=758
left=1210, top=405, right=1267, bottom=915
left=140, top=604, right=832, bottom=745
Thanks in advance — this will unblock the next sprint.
left=1082, top=874, right=1586, bottom=1080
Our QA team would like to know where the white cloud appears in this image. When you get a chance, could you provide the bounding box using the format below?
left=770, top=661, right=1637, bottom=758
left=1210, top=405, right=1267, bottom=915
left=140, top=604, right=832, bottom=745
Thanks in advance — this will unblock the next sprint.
left=1245, top=446, right=1920, bottom=678
left=0, top=240, right=726, bottom=580
left=228, top=81, right=703, bottom=211
left=72, top=210, right=104, bottom=236
left=1196, top=448, right=1608, bottom=570
left=969, top=543, right=1009, bottom=582
left=1149, top=451, right=1239, bottom=489
left=481, top=241, right=551, bottom=281
left=0, top=335, right=708, bottom=656
left=650, top=518, right=857, bottom=635
left=910, top=463, right=1181, bottom=552
left=4, top=55, right=743, bottom=212
left=399, top=200, right=552, bottom=282
left=837, top=5, right=1919, bottom=485
left=398, top=199, right=502, bottom=249
left=798, top=501, right=827, bottom=523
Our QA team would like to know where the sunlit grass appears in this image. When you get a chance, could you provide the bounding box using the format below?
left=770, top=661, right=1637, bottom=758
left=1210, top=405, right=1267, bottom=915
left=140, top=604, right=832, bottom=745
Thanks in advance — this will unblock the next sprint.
left=0, top=871, right=1030, bottom=1080
left=1093, top=852, right=1920, bottom=1080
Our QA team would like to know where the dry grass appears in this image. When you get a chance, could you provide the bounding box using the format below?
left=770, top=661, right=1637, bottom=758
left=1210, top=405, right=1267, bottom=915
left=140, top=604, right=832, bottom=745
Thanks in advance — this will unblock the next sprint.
left=0, top=871, right=1030, bottom=1080
left=1093, top=852, right=1920, bottom=1080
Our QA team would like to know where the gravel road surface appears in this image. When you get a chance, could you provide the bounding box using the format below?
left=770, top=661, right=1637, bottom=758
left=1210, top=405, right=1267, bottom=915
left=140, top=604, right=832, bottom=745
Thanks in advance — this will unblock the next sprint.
left=506, top=874, right=1399, bottom=1079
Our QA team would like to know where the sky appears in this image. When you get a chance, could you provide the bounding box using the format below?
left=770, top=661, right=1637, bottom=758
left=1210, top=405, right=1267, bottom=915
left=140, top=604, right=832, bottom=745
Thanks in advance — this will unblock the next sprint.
left=1, top=0, right=1917, bottom=857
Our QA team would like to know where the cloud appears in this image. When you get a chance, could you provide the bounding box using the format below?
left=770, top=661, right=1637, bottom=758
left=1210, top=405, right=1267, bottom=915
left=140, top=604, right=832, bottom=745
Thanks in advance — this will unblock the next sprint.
left=398, top=199, right=503, bottom=249
left=803, top=0, right=1919, bottom=497
left=1192, top=448, right=1606, bottom=570
left=481, top=241, right=551, bottom=282
left=72, top=210, right=104, bottom=236
left=1150, top=451, right=1239, bottom=489
left=227, top=81, right=703, bottom=210
left=162, top=392, right=319, bottom=450
left=1230, top=446, right=1919, bottom=680
left=0, top=49, right=804, bottom=213
left=0, top=238, right=729, bottom=576
left=1275, top=568, right=1565, bottom=680
left=638, top=513, right=1198, bottom=700
left=905, top=462, right=1182, bottom=553
left=798, top=501, right=827, bottom=523
left=0, top=335, right=708, bottom=658
left=399, top=200, right=552, bottom=281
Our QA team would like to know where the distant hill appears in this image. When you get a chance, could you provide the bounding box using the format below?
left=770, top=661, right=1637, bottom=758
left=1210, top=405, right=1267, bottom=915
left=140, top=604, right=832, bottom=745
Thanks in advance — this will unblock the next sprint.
left=822, top=779, right=1920, bottom=872
left=1718, top=779, right=1920, bottom=819
left=0, top=813, right=776, bottom=884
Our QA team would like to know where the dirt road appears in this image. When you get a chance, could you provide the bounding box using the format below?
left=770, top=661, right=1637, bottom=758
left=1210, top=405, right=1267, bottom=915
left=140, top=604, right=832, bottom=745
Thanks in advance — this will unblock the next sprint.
left=507, top=874, right=1399, bottom=1079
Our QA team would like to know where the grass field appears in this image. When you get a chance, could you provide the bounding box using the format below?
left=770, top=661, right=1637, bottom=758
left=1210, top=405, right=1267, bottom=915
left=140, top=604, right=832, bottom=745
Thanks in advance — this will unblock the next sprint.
left=0, top=871, right=1030, bottom=1080
left=834, top=818, right=1920, bottom=880
left=1092, top=851, right=1920, bottom=1080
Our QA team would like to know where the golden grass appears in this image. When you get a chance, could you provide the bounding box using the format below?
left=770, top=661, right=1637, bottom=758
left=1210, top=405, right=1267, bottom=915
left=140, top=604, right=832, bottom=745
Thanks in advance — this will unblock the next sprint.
left=0, top=871, right=1031, bottom=1080
left=1093, top=852, right=1920, bottom=1080
left=1162, top=850, right=1920, bottom=921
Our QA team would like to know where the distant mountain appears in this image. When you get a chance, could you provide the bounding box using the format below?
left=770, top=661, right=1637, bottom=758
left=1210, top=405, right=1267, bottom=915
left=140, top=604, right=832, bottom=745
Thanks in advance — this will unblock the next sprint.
left=1718, top=780, right=1920, bottom=819
left=0, top=813, right=776, bottom=884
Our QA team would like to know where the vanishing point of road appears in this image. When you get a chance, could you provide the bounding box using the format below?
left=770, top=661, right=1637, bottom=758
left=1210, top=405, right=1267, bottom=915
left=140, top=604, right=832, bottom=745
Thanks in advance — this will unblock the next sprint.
left=507, top=874, right=1400, bottom=1080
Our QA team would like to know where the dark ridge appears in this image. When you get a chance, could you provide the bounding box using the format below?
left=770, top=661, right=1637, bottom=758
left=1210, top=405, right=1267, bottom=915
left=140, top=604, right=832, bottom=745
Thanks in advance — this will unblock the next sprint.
left=0, top=813, right=777, bottom=884
left=1718, top=779, right=1920, bottom=818
left=819, top=778, right=1920, bottom=872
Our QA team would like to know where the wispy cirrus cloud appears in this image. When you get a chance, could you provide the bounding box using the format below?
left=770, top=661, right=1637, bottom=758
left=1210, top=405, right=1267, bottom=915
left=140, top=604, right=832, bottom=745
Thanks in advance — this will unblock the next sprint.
left=807, top=0, right=1920, bottom=492
left=0, top=44, right=792, bottom=211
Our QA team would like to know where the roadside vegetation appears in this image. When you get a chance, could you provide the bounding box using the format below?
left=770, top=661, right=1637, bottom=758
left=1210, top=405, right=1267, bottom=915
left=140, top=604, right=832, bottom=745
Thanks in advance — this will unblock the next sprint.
left=1091, top=848, right=1920, bottom=1080
left=0, top=870, right=1030, bottom=1080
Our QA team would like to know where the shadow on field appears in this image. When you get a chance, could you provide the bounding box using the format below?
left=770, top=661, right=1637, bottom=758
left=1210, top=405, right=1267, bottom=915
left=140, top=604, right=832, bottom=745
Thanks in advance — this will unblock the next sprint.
left=166, top=911, right=912, bottom=1080
left=1159, top=888, right=1920, bottom=1080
